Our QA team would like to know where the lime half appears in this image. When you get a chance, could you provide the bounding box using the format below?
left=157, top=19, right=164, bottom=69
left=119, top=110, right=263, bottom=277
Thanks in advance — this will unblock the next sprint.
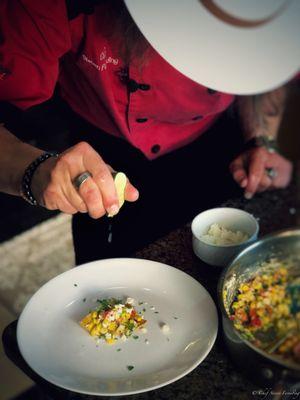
left=107, top=172, right=127, bottom=217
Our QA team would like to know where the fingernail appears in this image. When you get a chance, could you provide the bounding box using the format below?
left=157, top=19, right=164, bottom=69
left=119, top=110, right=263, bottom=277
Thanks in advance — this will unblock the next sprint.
left=108, top=204, right=119, bottom=216
left=240, top=179, right=247, bottom=188
left=133, top=189, right=139, bottom=200
left=244, top=191, right=253, bottom=200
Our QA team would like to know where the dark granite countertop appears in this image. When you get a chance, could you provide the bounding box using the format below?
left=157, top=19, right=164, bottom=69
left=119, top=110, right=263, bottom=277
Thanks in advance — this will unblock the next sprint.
left=2, top=183, right=299, bottom=400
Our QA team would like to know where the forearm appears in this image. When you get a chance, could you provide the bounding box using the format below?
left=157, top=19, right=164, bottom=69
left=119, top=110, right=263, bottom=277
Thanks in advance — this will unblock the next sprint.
left=0, top=124, right=43, bottom=196
left=238, top=85, right=288, bottom=141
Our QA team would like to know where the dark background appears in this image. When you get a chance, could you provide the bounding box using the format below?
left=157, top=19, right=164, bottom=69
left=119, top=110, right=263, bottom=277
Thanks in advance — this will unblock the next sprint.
left=0, top=94, right=74, bottom=242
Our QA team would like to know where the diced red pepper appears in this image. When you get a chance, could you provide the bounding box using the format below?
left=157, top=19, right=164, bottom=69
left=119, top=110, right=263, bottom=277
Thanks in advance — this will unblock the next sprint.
left=251, top=316, right=261, bottom=327
left=235, top=309, right=248, bottom=322
left=131, top=310, right=136, bottom=317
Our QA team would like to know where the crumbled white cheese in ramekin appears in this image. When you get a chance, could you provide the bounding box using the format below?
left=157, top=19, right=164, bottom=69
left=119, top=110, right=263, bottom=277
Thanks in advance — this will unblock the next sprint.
left=201, top=223, right=249, bottom=245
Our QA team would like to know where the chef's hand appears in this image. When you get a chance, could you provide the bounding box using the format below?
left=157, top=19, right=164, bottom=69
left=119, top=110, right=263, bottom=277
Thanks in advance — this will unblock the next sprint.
left=230, top=147, right=293, bottom=199
left=31, top=141, right=139, bottom=218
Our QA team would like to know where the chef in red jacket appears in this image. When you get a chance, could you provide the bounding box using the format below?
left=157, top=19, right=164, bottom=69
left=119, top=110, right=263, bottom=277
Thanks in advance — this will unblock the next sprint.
left=0, top=0, right=298, bottom=263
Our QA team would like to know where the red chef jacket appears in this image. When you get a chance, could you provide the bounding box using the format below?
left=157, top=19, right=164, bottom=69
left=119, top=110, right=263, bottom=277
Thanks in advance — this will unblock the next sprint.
left=0, top=0, right=236, bottom=159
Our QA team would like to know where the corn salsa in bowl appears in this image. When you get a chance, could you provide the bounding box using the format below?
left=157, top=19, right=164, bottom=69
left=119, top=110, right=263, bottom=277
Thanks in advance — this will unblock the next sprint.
left=229, top=260, right=300, bottom=364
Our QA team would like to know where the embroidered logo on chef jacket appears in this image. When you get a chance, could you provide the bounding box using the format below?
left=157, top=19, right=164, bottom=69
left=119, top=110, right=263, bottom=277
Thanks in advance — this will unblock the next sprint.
left=82, top=47, right=119, bottom=72
left=99, top=47, right=119, bottom=71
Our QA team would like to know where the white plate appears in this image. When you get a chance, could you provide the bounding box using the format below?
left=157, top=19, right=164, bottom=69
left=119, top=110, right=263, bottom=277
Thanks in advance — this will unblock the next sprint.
left=17, top=258, right=218, bottom=396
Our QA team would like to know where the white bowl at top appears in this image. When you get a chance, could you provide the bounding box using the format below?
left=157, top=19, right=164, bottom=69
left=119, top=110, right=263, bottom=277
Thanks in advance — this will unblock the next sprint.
left=191, top=207, right=259, bottom=267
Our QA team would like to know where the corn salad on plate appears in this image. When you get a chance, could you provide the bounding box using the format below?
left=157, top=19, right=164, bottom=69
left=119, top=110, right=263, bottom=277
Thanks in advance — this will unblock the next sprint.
left=80, top=297, right=147, bottom=344
left=17, top=258, right=218, bottom=396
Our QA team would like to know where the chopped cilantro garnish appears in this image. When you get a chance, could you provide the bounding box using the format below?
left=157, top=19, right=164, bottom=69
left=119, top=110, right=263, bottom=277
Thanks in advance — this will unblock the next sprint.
left=117, top=348, right=122, bottom=352
left=143, top=308, right=146, bottom=312
left=82, top=298, right=86, bottom=302
left=125, top=321, right=135, bottom=331
left=154, top=311, right=159, bottom=314
left=96, top=298, right=122, bottom=313
left=74, top=284, right=78, bottom=287
left=127, top=365, right=134, bottom=371
left=133, top=335, right=139, bottom=340
left=173, top=316, right=178, bottom=320
left=138, top=301, right=143, bottom=305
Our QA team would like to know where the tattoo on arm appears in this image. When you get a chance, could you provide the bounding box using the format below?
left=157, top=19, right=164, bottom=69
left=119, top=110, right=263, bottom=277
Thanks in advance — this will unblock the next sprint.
left=238, top=85, right=288, bottom=140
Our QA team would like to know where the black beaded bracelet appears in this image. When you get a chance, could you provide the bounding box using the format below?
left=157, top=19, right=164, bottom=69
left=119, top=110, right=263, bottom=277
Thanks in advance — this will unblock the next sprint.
left=20, top=151, right=59, bottom=206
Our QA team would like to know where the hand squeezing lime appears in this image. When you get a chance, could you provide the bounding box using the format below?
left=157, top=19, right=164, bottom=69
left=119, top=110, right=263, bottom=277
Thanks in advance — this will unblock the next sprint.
left=107, top=172, right=127, bottom=217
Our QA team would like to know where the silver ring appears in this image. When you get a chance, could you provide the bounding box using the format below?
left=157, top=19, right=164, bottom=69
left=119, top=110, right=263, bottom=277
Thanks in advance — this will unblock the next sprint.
left=265, top=167, right=277, bottom=179
left=73, top=171, right=92, bottom=189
